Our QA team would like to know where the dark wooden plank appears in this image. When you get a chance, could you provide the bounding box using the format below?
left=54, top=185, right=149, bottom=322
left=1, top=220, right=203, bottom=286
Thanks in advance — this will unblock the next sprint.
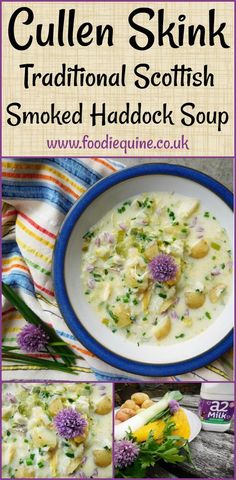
left=164, top=430, right=234, bottom=478
left=151, top=466, right=177, bottom=478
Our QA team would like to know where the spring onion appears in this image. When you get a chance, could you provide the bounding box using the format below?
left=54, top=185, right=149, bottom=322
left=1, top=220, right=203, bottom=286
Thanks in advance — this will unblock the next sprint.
left=211, top=242, right=221, bottom=251
left=115, top=391, right=182, bottom=440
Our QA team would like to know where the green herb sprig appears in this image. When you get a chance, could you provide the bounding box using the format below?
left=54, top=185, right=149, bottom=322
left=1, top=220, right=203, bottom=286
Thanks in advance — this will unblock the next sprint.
left=2, top=282, right=80, bottom=374
left=115, top=422, right=192, bottom=478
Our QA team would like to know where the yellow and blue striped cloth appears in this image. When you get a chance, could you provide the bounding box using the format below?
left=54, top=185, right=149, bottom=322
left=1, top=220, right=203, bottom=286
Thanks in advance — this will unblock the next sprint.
left=2, top=158, right=233, bottom=381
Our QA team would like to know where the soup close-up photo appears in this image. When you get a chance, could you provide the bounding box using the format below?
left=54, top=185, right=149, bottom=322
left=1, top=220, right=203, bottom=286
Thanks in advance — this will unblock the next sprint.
left=2, top=382, right=112, bottom=479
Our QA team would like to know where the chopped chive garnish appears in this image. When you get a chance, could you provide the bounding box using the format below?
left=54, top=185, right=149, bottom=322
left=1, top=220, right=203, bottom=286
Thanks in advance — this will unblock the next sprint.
left=65, top=452, right=75, bottom=458
left=106, top=306, right=118, bottom=323
left=159, top=293, right=167, bottom=299
left=175, top=333, right=185, bottom=339
left=211, top=242, right=221, bottom=251
left=82, top=230, right=94, bottom=239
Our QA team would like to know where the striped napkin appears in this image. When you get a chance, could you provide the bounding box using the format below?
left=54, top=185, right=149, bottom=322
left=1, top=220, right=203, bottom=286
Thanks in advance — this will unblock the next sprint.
left=2, top=158, right=233, bottom=382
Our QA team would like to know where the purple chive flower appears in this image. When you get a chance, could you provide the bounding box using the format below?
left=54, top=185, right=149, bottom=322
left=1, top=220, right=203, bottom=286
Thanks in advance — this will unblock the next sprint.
left=148, top=254, right=177, bottom=283
left=169, top=399, right=180, bottom=415
left=114, top=440, right=140, bottom=469
left=54, top=408, right=87, bottom=439
left=17, top=324, right=50, bottom=353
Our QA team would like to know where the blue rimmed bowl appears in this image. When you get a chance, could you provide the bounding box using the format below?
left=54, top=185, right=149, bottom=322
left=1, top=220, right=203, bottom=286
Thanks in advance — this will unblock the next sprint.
left=53, top=164, right=234, bottom=376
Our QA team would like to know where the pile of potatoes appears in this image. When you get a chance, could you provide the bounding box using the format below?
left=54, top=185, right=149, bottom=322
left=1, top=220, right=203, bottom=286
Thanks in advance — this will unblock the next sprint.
left=115, top=392, right=154, bottom=424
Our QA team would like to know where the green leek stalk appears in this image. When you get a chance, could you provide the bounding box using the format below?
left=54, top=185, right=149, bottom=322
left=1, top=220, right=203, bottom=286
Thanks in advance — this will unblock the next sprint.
left=2, top=282, right=77, bottom=366
left=115, top=391, right=182, bottom=440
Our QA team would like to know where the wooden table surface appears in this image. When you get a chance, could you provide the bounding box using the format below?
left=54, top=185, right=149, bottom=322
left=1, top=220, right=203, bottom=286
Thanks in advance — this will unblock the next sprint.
left=152, top=395, right=234, bottom=479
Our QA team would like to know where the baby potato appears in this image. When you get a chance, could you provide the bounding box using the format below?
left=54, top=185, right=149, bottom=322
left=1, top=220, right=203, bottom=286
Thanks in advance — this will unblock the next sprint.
left=209, top=284, right=226, bottom=303
left=116, top=408, right=136, bottom=422
left=95, top=396, right=112, bottom=415
left=154, top=317, right=171, bottom=340
left=142, top=399, right=154, bottom=409
left=48, top=398, right=64, bottom=416
left=185, top=291, right=206, bottom=309
left=121, top=399, right=137, bottom=410
left=190, top=239, right=209, bottom=259
left=93, top=449, right=112, bottom=467
left=131, top=392, right=150, bottom=405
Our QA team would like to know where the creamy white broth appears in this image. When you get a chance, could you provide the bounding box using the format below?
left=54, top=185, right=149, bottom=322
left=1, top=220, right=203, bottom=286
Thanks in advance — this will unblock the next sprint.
left=2, top=383, right=112, bottom=478
left=81, top=192, right=232, bottom=346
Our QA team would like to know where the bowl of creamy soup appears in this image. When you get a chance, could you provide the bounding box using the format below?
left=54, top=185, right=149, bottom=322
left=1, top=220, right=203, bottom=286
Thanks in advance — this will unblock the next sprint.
left=54, top=164, right=233, bottom=376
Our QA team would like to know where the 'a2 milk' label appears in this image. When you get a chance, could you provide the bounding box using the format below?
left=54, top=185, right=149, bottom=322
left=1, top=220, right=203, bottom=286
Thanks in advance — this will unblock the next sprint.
left=199, top=399, right=234, bottom=424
